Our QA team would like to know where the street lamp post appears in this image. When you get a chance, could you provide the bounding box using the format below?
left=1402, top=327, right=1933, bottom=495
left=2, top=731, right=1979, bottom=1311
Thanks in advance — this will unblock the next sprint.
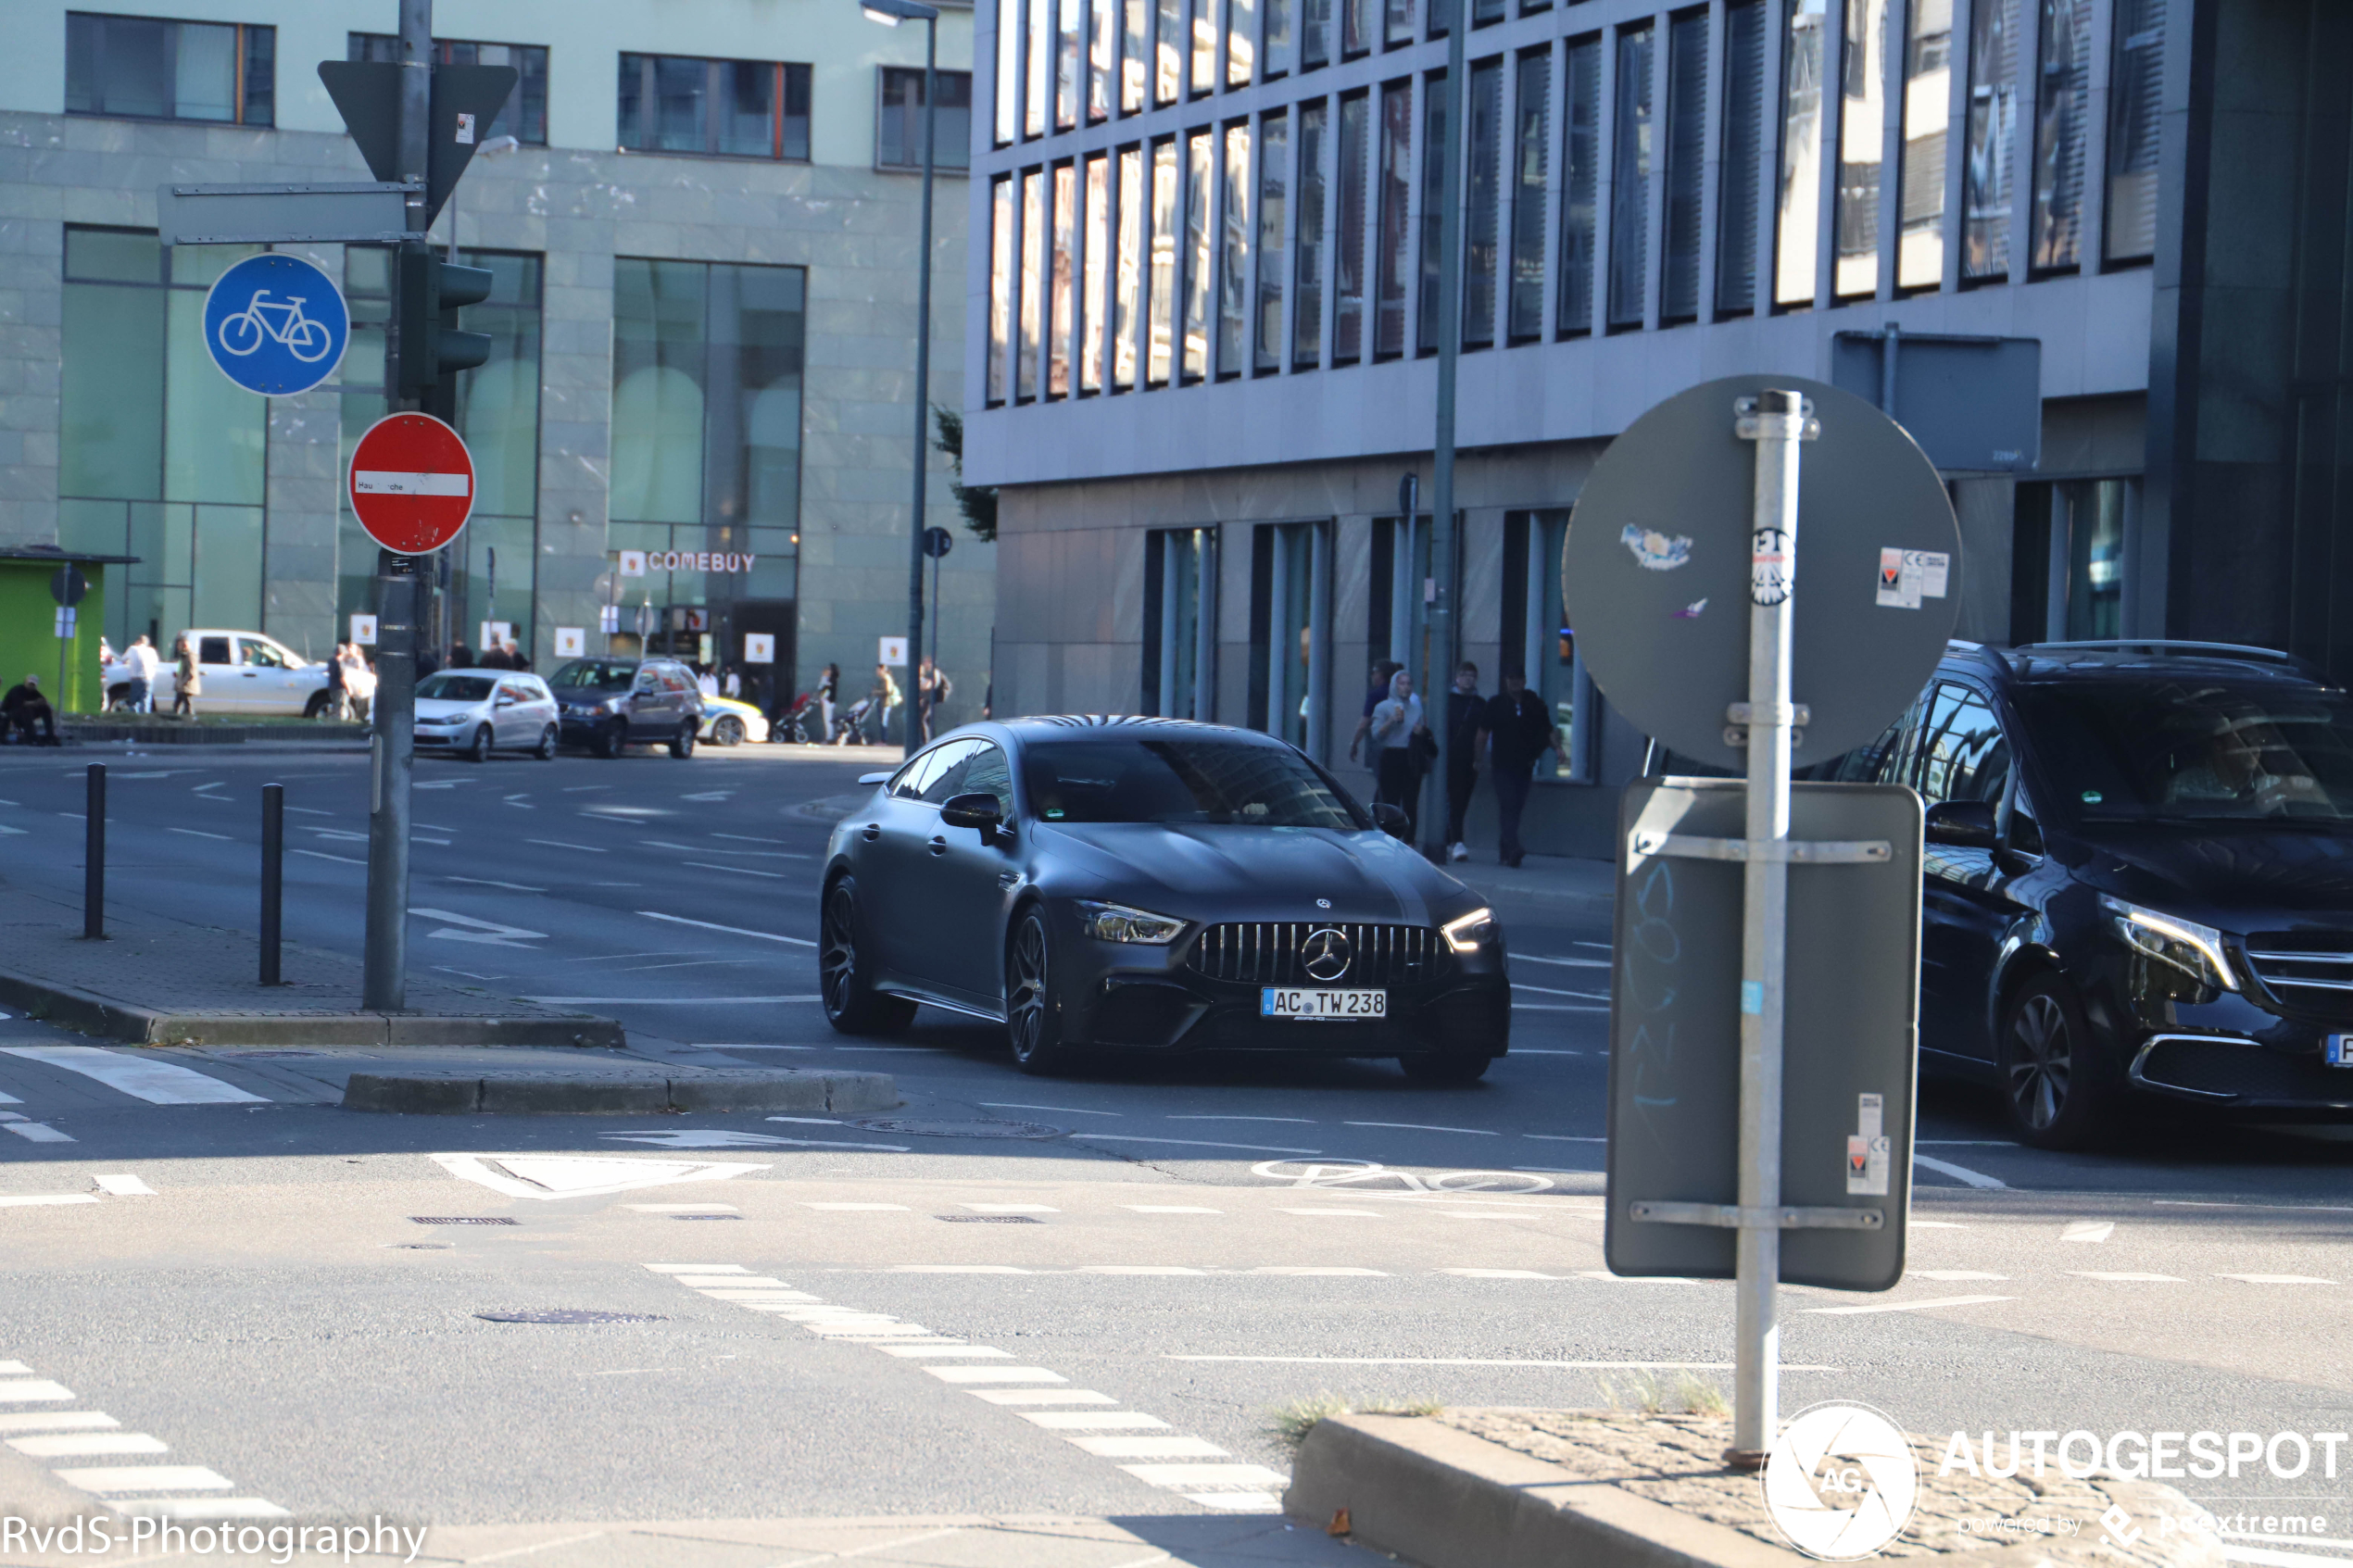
left=862, top=0, right=942, bottom=760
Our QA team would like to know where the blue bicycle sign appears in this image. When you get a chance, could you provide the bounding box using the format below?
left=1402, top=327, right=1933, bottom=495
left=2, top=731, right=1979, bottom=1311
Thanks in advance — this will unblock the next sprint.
left=201, top=253, right=349, bottom=396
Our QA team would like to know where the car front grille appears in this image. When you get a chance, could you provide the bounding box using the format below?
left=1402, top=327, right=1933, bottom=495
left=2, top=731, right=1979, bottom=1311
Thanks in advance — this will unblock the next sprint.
left=1188, top=922, right=1449, bottom=987
left=2242, top=934, right=2353, bottom=1015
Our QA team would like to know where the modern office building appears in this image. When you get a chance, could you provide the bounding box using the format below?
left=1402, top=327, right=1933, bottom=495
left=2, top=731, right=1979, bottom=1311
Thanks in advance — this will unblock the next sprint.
left=2, top=0, right=987, bottom=722
left=963, top=0, right=2352, bottom=854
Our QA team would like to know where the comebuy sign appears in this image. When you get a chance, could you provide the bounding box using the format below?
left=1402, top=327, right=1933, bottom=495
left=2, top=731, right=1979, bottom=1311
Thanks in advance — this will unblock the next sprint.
left=620, top=549, right=758, bottom=575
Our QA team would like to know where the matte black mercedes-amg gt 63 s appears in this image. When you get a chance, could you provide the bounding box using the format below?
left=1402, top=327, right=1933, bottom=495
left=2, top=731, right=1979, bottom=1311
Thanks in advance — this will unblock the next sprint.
left=819, top=717, right=1511, bottom=1079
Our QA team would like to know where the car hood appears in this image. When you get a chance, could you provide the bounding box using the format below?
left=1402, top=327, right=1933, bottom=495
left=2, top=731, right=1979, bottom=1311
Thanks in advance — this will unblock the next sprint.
left=2064, top=821, right=2353, bottom=929
left=414, top=697, right=485, bottom=720
left=1033, top=822, right=1477, bottom=924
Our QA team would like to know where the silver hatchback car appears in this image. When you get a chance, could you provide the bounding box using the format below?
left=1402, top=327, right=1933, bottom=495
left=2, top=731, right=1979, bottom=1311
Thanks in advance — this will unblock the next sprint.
left=413, top=670, right=560, bottom=761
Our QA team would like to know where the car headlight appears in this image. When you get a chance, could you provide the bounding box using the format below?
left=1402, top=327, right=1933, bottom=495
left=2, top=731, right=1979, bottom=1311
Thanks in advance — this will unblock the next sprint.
left=1441, top=906, right=1497, bottom=954
left=1076, top=900, right=1187, bottom=944
left=2101, top=897, right=2239, bottom=992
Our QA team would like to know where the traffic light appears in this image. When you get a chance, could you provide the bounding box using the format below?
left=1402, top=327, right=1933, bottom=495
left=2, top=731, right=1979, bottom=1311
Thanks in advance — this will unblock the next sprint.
left=396, top=248, right=495, bottom=418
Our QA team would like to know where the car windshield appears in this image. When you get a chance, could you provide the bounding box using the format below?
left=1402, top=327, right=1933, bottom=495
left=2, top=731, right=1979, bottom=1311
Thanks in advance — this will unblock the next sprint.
left=1021, top=736, right=1367, bottom=829
left=418, top=674, right=496, bottom=702
left=549, top=659, right=636, bottom=692
left=2012, top=679, right=2353, bottom=822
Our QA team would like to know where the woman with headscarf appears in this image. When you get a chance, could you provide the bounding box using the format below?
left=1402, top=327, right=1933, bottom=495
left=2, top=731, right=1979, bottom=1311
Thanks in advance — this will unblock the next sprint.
left=170, top=634, right=199, bottom=718
left=1365, top=668, right=1427, bottom=837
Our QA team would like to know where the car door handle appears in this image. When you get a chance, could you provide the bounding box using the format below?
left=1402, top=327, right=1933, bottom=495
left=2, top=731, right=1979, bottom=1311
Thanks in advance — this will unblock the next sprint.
left=862, top=823, right=882, bottom=842
left=928, top=835, right=949, bottom=856
left=997, top=871, right=1023, bottom=891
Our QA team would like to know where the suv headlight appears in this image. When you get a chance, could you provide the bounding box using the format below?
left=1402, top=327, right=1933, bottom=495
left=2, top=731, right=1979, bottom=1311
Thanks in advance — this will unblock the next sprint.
left=2101, top=897, right=2239, bottom=992
left=1441, top=906, right=1497, bottom=954
left=1076, top=900, right=1187, bottom=944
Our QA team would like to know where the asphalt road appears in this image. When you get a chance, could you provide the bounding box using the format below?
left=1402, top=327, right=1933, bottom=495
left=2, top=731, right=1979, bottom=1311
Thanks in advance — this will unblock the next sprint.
left=0, top=746, right=2349, bottom=1565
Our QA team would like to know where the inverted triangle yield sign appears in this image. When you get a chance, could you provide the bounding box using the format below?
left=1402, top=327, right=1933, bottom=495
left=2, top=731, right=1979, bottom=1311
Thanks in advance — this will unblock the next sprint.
left=318, top=61, right=519, bottom=223
left=431, top=1152, right=768, bottom=1200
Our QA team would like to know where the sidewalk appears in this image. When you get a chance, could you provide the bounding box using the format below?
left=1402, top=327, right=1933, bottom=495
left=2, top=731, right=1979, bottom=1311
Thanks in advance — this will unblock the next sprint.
left=0, top=887, right=622, bottom=1048
left=1447, top=850, right=1617, bottom=912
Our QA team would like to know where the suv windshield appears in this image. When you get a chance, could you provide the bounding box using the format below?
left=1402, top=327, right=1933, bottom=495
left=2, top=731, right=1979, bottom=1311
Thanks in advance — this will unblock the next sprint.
left=2012, top=679, right=2353, bottom=822
left=1021, top=737, right=1367, bottom=829
left=549, top=659, right=637, bottom=693
left=418, top=674, right=496, bottom=702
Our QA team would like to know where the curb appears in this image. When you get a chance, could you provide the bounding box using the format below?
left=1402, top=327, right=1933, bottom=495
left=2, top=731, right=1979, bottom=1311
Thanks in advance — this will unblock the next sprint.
left=1287, top=1414, right=1800, bottom=1568
left=342, top=1067, right=902, bottom=1115
left=0, top=972, right=625, bottom=1050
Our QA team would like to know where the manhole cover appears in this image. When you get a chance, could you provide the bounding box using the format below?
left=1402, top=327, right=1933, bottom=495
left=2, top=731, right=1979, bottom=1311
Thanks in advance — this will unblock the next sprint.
left=411, top=1216, right=518, bottom=1226
left=474, top=1310, right=664, bottom=1325
left=937, top=1213, right=1041, bottom=1223
left=849, top=1117, right=1065, bottom=1140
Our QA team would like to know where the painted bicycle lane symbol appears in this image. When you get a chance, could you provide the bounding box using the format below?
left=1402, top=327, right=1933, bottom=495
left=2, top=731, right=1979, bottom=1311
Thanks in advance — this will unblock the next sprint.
left=1250, top=1159, right=1554, bottom=1195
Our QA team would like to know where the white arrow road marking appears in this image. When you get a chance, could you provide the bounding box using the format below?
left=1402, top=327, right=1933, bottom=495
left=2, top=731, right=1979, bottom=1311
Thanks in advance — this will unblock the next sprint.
left=409, top=908, right=547, bottom=947
left=1914, top=1152, right=2007, bottom=1190
left=91, top=1174, right=156, bottom=1197
left=2060, top=1219, right=2115, bottom=1243
left=637, top=911, right=815, bottom=947
left=0, top=1046, right=266, bottom=1106
left=431, top=1152, right=769, bottom=1200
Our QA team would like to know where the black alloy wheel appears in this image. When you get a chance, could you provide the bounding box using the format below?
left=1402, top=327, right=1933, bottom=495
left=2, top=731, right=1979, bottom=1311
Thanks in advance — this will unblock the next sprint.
left=1999, top=972, right=2117, bottom=1149
left=712, top=714, right=745, bottom=746
left=593, top=721, right=625, bottom=759
left=465, top=723, right=494, bottom=763
left=534, top=723, right=558, bottom=760
left=305, top=692, right=332, bottom=719
left=819, top=877, right=915, bottom=1035
left=671, top=721, right=696, bottom=759
left=1006, top=909, right=1069, bottom=1075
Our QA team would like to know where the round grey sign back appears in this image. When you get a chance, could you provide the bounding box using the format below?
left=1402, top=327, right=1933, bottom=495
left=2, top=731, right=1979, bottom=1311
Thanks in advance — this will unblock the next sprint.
left=1563, top=374, right=1961, bottom=772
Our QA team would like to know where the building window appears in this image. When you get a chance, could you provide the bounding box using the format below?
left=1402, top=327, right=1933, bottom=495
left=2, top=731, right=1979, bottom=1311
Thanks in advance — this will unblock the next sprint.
left=349, top=34, right=547, bottom=144
left=1386, top=0, right=1416, bottom=49
left=1050, top=162, right=1078, bottom=396
left=1660, top=12, right=1707, bottom=322
left=1294, top=101, right=1328, bottom=368
left=607, top=259, right=804, bottom=642
left=1255, top=111, right=1290, bottom=373
left=1122, top=0, right=1150, bottom=111
left=1149, top=138, right=1181, bottom=384
left=1157, top=0, right=1183, bottom=102
left=1335, top=90, right=1371, bottom=363
left=1183, top=129, right=1215, bottom=381
left=1504, top=509, right=1595, bottom=782
left=1342, top=0, right=1373, bottom=56
left=1250, top=521, right=1329, bottom=754
left=68, top=13, right=273, bottom=125
left=1030, top=0, right=1053, bottom=132
left=2104, top=0, right=2163, bottom=262
left=58, top=228, right=266, bottom=653
left=1896, top=0, right=1952, bottom=288
left=878, top=68, right=974, bottom=169
left=1606, top=25, right=1655, bottom=330
left=1776, top=0, right=1827, bottom=306
left=1115, top=144, right=1146, bottom=387
left=988, top=176, right=1015, bottom=402
left=1416, top=70, right=1447, bottom=353
left=1230, top=0, right=1257, bottom=83
left=1193, top=0, right=1218, bottom=94
left=618, top=55, right=811, bottom=159
left=1219, top=121, right=1252, bottom=376
left=1463, top=57, right=1504, bottom=349
left=1962, top=0, right=2020, bottom=280
left=1059, top=0, right=1083, bottom=129
left=1083, top=152, right=1113, bottom=391
left=1303, top=0, right=1331, bottom=69
left=2031, top=0, right=2090, bottom=271
left=1264, top=0, right=1290, bottom=81
left=1508, top=50, right=1549, bottom=341
left=998, top=0, right=1021, bottom=142
left=1834, top=0, right=1884, bottom=298
left=1021, top=168, right=1048, bottom=398
left=1144, top=527, right=1218, bottom=720
left=1377, top=79, right=1416, bottom=359
left=1472, top=0, right=1505, bottom=28
left=1557, top=37, right=1600, bottom=335
left=1090, top=0, right=1116, bottom=118
left=1717, top=1, right=1765, bottom=315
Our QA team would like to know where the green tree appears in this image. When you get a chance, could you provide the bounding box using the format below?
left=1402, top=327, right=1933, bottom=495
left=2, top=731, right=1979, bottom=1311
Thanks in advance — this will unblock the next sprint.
left=932, top=406, right=997, bottom=544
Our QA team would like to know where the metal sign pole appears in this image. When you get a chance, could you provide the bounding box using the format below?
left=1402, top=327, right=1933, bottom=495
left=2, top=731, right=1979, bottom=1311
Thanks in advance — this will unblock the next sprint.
left=1730, top=387, right=1810, bottom=1463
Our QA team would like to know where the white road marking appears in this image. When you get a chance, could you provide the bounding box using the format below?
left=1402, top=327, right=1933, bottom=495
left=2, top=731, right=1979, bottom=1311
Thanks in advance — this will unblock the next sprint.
left=0, top=1194, right=99, bottom=1208
left=2219, top=1274, right=2337, bottom=1286
left=0, top=1381, right=76, bottom=1402
left=527, top=838, right=607, bottom=852
left=0, top=1091, right=20, bottom=1104
left=1279, top=1209, right=1382, bottom=1218
left=1078, top=1265, right=1205, bottom=1275
left=1578, top=1271, right=1697, bottom=1284
left=91, top=1175, right=155, bottom=1197
left=639, top=910, right=816, bottom=947
left=55, top=1464, right=234, bottom=1493
left=0, top=1046, right=266, bottom=1106
left=882, top=1346, right=1012, bottom=1359
left=0, top=825, right=24, bottom=836
left=764, top=1117, right=841, bottom=1125
left=1023, top=1411, right=1170, bottom=1429
left=561, top=785, right=610, bottom=793
left=804, top=1202, right=911, bottom=1211
left=1804, top=1294, right=2013, bottom=1316
left=606, top=1130, right=904, bottom=1151
left=433, top=1151, right=770, bottom=1200
left=645, top=1263, right=749, bottom=1273
left=6, top=1124, right=76, bottom=1143
left=9, top=1434, right=167, bottom=1457
left=444, top=876, right=547, bottom=892
left=686, top=860, right=788, bottom=879
left=679, top=791, right=734, bottom=802
left=1911, top=1271, right=2008, bottom=1281
left=1167, top=1114, right=1315, bottom=1123
left=963, top=1203, right=1058, bottom=1213
left=522, top=995, right=822, bottom=1004
left=925, top=1366, right=1067, bottom=1384
left=1513, top=982, right=1612, bottom=1000
left=1523, top=1135, right=1606, bottom=1142
left=2222, top=1547, right=2353, bottom=1568
left=412, top=908, right=547, bottom=947
left=167, top=827, right=232, bottom=840
left=1514, top=1004, right=1611, bottom=1012
left=2060, top=1220, right=2116, bottom=1243
left=982, top=1102, right=1122, bottom=1117
left=1516, top=953, right=1611, bottom=968
left=1251, top=1266, right=1385, bottom=1276
left=1914, top=1152, right=2007, bottom=1190
left=2156, top=1199, right=2353, bottom=1215
left=285, top=807, right=333, bottom=817
left=892, top=1264, right=1030, bottom=1273
left=969, top=1389, right=1118, bottom=1405
left=0, top=1412, right=118, bottom=1434
left=1344, top=1121, right=1497, bottom=1135
left=1081, top=1135, right=1323, bottom=1155
left=291, top=848, right=365, bottom=866
left=2070, top=1272, right=2183, bottom=1282
left=1124, top=1206, right=1223, bottom=1214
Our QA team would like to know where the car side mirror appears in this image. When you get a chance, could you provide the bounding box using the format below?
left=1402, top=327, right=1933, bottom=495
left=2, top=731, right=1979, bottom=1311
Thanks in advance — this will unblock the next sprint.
left=857, top=771, right=892, bottom=786
left=1372, top=802, right=1411, bottom=839
left=940, top=792, right=1005, bottom=835
left=1924, top=799, right=1998, bottom=850
left=496, top=694, right=517, bottom=708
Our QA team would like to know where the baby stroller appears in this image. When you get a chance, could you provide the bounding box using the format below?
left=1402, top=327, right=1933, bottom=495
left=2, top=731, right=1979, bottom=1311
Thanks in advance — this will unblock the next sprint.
left=832, top=694, right=878, bottom=745
left=774, top=691, right=824, bottom=744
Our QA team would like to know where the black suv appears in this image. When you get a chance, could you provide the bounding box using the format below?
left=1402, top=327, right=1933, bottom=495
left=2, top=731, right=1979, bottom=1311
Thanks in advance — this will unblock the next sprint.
left=547, top=657, right=703, bottom=759
left=1822, top=640, right=2353, bottom=1148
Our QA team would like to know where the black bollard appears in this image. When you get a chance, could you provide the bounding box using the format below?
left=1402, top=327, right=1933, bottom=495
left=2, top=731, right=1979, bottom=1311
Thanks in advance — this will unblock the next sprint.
left=82, top=763, right=104, bottom=939
left=260, top=783, right=283, bottom=985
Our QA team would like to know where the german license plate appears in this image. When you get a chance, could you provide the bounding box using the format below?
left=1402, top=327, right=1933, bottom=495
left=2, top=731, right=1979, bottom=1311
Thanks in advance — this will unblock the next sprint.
left=2328, top=1035, right=2353, bottom=1068
left=1261, top=987, right=1387, bottom=1021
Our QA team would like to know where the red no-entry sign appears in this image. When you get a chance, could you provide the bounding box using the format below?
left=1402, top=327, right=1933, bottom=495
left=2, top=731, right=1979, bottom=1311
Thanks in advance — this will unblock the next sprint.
left=348, top=412, right=475, bottom=555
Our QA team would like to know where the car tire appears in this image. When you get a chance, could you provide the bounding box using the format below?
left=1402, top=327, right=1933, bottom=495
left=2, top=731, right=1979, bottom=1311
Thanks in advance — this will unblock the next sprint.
left=534, top=723, right=558, bottom=760
left=1006, top=908, right=1073, bottom=1075
left=1998, top=972, right=2120, bottom=1150
left=820, top=877, right=916, bottom=1035
left=593, top=722, right=624, bottom=759
left=304, top=692, right=331, bottom=719
left=712, top=714, right=745, bottom=746
left=671, top=722, right=696, bottom=759
left=1399, top=1050, right=1492, bottom=1085
left=465, top=723, right=493, bottom=763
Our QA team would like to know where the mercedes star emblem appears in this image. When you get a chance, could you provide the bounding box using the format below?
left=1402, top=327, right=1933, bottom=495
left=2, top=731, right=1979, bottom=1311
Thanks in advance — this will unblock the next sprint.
left=1302, top=926, right=1353, bottom=983
left=1315, top=898, right=1332, bottom=909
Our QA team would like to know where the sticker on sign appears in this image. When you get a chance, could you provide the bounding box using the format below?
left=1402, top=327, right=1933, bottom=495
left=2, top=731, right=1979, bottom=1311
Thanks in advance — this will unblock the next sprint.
left=349, top=412, right=475, bottom=555
left=1874, top=548, right=1950, bottom=611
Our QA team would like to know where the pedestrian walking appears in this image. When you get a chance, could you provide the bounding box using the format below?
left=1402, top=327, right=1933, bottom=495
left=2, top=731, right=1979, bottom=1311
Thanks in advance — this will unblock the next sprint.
left=917, top=656, right=953, bottom=742
left=697, top=665, right=720, bottom=700
left=723, top=665, right=741, bottom=699
left=506, top=636, right=531, bottom=672
left=1479, top=665, right=1564, bottom=868
left=122, top=633, right=159, bottom=713
left=818, top=662, right=840, bottom=743
left=170, top=634, right=200, bottom=718
left=2, top=674, right=58, bottom=745
left=1366, top=669, right=1427, bottom=838
left=325, top=642, right=350, bottom=720
left=870, top=662, right=902, bottom=745
left=1442, top=660, right=1483, bottom=862
left=1346, top=659, right=1403, bottom=767
left=455, top=640, right=482, bottom=670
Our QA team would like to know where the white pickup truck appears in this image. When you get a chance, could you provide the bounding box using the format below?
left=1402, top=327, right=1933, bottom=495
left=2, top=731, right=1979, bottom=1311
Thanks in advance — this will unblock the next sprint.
left=103, top=630, right=353, bottom=717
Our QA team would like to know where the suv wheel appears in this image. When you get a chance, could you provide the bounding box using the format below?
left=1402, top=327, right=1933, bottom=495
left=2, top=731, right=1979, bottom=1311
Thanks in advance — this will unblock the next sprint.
left=670, top=721, right=696, bottom=759
left=820, top=878, right=915, bottom=1035
left=1999, top=972, right=2119, bottom=1149
left=593, top=721, right=624, bottom=759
